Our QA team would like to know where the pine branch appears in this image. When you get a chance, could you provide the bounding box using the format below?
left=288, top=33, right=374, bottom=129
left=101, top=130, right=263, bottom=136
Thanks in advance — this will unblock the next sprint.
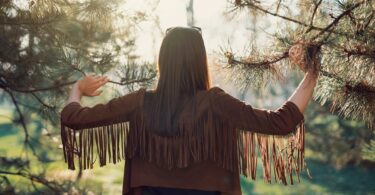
left=236, top=0, right=367, bottom=40
left=345, top=82, right=375, bottom=96
left=31, top=93, right=56, bottom=110
left=4, top=88, right=30, bottom=144
left=310, top=0, right=323, bottom=25
left=1, top=88, right=47, bottom=162
left=0, top=157, right=30, bottom=169
left=224, top=0, right=372, bottom=95
left=311, top=1, right=365, bottom=41
left=2, top=76, right=155, bottom=94
left=0, top=11, right=63, bottom=26
left=342, top=46, right=375, bottom=58
left=221, top=49, right=285, bottom=89
left=305, top=0, right=323, bottom=33
left=224, top=54, right=375, bottom=95
left=236, top=0, right=342, bottom=35
left=225, top=51, right=288, bottom=68
left=0, top=170, right=62, bottom=193
left=108, top=76, right=156, bottom=86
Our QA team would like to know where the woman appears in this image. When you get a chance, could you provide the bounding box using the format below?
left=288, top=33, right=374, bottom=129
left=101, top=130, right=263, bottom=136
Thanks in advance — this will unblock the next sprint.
left=61, top=27, right=318, bottom=195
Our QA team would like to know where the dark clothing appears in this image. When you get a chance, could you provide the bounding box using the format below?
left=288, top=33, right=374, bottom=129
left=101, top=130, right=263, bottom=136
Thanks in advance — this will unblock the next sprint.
left=141, top=186, right=219, bottom=195
left=60, top=87, right=305, bottom=195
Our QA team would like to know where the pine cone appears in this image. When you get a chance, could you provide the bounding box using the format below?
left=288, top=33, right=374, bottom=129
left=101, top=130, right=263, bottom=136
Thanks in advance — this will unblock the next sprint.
left=289, top=41, right=321, bottom=74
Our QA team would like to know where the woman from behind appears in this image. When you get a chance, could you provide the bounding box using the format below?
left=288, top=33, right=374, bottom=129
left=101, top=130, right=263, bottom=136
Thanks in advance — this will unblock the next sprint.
left=61, top=27, right=318, bottom=195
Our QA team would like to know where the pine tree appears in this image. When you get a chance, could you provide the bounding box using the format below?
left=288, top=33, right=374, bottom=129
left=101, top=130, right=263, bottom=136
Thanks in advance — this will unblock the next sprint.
left=0, top=0, right=155, bottom=193
left=222, top=0, right=374, bottom=184
left=226, top=0, right=374, bottom=128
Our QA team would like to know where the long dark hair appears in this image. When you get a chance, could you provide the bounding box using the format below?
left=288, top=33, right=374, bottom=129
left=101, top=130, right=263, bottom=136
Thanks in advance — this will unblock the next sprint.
left=143, top=27, right=211, bottom=136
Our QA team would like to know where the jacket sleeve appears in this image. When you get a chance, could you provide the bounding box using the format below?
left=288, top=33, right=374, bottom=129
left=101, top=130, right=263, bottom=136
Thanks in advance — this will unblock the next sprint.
left=61, top=88, right=144, bottom=130
left=209, top=87, right=304, bottom=135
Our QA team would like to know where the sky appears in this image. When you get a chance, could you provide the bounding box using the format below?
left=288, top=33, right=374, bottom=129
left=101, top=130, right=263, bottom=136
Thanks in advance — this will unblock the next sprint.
left=126, top=0, right=278, bottom=62
left=122, top=0, right=291, bottom=108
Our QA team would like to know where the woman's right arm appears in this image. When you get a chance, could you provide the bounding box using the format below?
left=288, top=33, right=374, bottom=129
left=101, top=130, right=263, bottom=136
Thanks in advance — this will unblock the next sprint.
left=287, top=72, right=317, bottom=113
left=210, top=73, right=317, bottom=136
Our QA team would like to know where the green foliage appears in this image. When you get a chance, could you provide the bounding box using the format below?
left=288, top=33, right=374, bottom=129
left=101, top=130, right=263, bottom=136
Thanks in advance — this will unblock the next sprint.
left=226, top=0, right=375, bottom=129
left=362, top=138, right=375, bottom=161
left=304, top=101, right=374, bottom=168
left=239, top=158, right=375, bottom=195
left=0, top=0, right=156, bottom=193
left=234, top=71, right=375, bottom=194
left=224, top=2, right=375, bottom=192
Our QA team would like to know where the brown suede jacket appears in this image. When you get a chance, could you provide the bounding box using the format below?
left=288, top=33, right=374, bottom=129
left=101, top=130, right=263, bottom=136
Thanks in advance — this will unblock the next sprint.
left=60, top=87, right=305, bottom=195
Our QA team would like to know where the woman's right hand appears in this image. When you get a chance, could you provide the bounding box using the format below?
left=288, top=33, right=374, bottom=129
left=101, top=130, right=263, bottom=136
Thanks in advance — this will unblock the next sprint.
left=289, top=43, right=306, bottom=71
left=289, top=42, right=321, bottom=77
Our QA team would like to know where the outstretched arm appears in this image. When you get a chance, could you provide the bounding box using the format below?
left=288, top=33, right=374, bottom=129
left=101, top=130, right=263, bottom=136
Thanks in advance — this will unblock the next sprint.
left=61, top=74, right=144, bottom=129
left=60, top=75, right=142, bottom=170
left=210, top=71, right=318, bottom=135
left=288, top=41, right=320, bottom=113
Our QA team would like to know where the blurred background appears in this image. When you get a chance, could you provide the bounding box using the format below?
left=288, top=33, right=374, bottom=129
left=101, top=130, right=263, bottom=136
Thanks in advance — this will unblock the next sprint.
left=0, top=0, right=374, bottom=194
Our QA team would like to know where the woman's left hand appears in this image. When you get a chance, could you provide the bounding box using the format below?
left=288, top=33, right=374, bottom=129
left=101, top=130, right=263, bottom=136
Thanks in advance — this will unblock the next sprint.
left=76, top=74, right=109, bottom=97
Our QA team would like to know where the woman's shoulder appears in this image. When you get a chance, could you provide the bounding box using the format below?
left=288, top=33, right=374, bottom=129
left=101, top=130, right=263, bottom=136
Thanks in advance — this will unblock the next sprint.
left=193, top=86, right=230, bottom=107
left=123, top=88, right=147, bottom=98
left=208, top=86, right=225, bottom=93
left=116, top=88, right=148, bottom=108
left=204, top=87, right=243, bottom=107
left=206, top=86, right=228, bottom=99
left=195, top=86, right=225, bottom=95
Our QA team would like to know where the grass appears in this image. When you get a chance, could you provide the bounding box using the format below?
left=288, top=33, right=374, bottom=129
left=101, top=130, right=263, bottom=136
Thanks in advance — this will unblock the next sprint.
left=240, top=159, right=375, bottom=195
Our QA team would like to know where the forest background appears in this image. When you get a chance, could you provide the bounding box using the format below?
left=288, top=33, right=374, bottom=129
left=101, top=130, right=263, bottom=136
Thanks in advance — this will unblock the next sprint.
left=0, top=0, right=374, bottom=194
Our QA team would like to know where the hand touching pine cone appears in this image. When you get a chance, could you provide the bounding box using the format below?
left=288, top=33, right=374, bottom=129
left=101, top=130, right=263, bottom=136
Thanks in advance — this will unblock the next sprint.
left=288, top=41, right=321, bottom=76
